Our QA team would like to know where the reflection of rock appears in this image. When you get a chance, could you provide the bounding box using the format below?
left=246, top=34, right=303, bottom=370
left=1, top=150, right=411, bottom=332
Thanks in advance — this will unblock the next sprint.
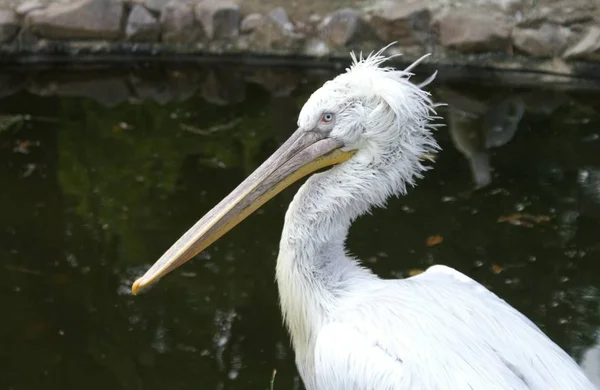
left=167, top=69, right=203, bottom=102
left=513, top=23, right=573, bottom=57
left=441, top=88, right=525, bottom=188
left=194, top=0, right=240, bottom=40
left=369, top=0, right=430, bottom=44
left=447, top=108, right=492, bottom=188
left=202, top=69, right=245, bottom=105
left=160, top=0, right=203, bottom=44
left=24, top=0, right=123, bottom=40
left=433, top=8, right=512, bottom=52
left=130, top=68, right=203, bottom=104
left=581, top=327, right=600, bottom=387
left=0, top=72, right=27, bottom=99
left=519, top=90, right=569, bottom=115
left=318, top=8, right=364, bottom=47
left=578, top=169, right=600, bottom=218
left=126, top=4, right=160, bottom=42
left=245, top=68, right=299, bottom=97
left=482, top=96, right=524, bottom=148
left=28, top=75, right=130, bottom=107
left=564, top=26, right=600, bottom=61
left=0, top=10, right=20, bottom=43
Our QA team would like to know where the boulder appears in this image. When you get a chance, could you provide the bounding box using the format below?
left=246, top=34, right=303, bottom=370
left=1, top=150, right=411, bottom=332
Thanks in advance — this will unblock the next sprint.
left=305, top=38, right=330, bottom=57
left=319, top=8, right=363, bottom=46
left=15, top=0, right=44, bottom=17
left=268, top=7, right=295, bottom=34
left=563, top=26, right=600, bottom=61
left=370, top=0, right=430, bottom=44
left=433, top=8, right=512, bottom=52
left=512, top=23, right=573, bottom=57
left=194, top=0, right=240, bottom=40
left=126, top=4, right=160, bottom=42
left=24, top=0, right=123, bottom=40
left=249, top=7, right=304, bottom=49
left=519, top=5, right=594, bottom=28
left=160, top=0, right=203, bottom=43
left=144, top=0, right=169, bottom=13
left=240, top=13, right=262, bottom=34
left=0, top=10, right=20, bottom=43
left=477, top=0, right=522, bottom=14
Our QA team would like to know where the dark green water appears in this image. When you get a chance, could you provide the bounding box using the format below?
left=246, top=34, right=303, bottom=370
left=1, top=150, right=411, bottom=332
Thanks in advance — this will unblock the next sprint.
left=1, top=64, right=600, bottom=390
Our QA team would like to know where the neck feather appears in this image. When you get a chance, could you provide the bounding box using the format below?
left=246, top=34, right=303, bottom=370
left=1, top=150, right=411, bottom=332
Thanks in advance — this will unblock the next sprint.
left=274, top=149, right=425, bottom=356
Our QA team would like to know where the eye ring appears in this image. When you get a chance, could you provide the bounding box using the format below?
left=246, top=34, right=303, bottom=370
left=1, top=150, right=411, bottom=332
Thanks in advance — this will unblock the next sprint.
left=321, top=113, right=334, bottom=124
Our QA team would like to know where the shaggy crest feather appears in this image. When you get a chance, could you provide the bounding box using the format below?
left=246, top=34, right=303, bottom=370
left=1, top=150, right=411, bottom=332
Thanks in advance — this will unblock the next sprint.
left=276, top=47, right=594, bottom=390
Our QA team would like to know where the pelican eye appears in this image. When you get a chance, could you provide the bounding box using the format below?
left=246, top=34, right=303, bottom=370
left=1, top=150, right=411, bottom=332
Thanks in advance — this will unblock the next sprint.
left=321, top=113, right=335, bottom=124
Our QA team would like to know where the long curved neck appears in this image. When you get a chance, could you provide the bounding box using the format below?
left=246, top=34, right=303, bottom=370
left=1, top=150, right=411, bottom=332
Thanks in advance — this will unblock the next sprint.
left=275, top=157, right=390, bottom=356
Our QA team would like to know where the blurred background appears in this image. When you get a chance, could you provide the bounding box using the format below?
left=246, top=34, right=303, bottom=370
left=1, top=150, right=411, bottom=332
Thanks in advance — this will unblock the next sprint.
left=1, top=0, right=600, bottom=389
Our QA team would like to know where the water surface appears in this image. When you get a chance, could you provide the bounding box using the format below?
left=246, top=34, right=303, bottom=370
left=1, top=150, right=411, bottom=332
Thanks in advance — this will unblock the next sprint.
left=1, top=64, right=600, bottom=389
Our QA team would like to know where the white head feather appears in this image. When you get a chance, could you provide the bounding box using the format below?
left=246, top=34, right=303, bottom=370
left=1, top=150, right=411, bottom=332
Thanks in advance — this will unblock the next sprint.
left=297, top=47, right=440, bottom=211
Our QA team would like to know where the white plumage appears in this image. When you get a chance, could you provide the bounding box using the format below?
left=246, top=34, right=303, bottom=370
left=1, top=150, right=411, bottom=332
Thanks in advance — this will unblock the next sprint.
left=275, top=49, right=595, bottom=389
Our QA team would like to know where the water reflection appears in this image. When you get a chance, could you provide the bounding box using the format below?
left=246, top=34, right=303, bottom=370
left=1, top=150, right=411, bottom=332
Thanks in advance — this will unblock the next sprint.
left=0, top=64, right=599, bottom=389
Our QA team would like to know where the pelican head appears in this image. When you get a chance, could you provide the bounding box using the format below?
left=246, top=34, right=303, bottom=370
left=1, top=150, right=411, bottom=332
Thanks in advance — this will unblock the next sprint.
left=132, top=47, right=439, bottom=294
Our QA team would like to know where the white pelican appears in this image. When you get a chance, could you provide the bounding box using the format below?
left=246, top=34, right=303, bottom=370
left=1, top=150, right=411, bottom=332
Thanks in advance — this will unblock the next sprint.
left=132, top=48, right=596, bottom=389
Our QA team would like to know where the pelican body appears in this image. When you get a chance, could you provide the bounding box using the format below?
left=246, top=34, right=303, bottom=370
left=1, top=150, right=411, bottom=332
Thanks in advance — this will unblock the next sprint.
left=132, top=49, right=596, bottom=389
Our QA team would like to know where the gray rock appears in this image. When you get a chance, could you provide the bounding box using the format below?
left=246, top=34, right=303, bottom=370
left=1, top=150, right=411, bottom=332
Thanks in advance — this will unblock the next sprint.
left=194, top=0, right=240, bottom=40
left=513, top=23, right=573, bottom=57
left=250, top=7, right=304, bottom=49
left=144, top=0, right=169, bottom=13
left=519, top=5, right=594, bottom=28
left=240, top=13, right=263, bottom=34
left=24, top=0, right=123, bottom=40
left=160, top=0, right=203, bottom=43
left=304, top=38, right=330, bottom=57
left=563, top=26, right=600, bottom=61
left=126, top=4, right=160, bottom=41
left=268, top=7, right=295, bottom=34
left=16, top=0, right=44, bottom=17
left=477, top=0, right=522, bottom=14
left=308, top=13, right=322, bottom=24
left=370, top=0, right=430, bottom=44
left=318, top=8, right=362, bottom=46
left=0, top=10, right=19, bottom=43
left=434, top=8, right=512, bottom=52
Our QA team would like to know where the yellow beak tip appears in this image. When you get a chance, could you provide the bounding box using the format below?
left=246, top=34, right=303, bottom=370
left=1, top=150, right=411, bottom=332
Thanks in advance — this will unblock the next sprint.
left=131, top=279, right=143, bottom=296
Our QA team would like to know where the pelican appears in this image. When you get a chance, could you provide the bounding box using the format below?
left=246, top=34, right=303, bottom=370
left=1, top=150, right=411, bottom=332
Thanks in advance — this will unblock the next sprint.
left=132, top=48, right=596, bottom=389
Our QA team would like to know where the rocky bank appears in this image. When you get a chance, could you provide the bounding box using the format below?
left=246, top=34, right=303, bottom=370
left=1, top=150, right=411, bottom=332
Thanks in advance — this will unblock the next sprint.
left=0, top=0, right=599, bottom=79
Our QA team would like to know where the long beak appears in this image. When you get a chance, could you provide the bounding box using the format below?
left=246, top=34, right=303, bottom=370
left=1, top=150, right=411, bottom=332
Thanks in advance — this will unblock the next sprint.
left=132, top=129, right=355, bottom=295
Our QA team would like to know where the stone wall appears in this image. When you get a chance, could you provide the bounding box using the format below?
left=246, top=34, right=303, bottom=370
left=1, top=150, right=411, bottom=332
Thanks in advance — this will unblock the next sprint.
left=0, top=0, right=599, bottom=78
